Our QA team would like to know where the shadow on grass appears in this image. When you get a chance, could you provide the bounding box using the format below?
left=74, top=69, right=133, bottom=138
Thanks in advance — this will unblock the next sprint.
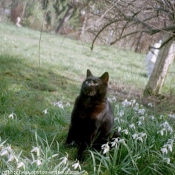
left=0, top=53, right=79, bottom=112
left=0, top=54, right=79, bottom=154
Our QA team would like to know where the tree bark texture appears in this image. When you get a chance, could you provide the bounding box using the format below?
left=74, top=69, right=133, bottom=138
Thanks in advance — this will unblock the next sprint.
left=144, top=34, right=175, bottom=95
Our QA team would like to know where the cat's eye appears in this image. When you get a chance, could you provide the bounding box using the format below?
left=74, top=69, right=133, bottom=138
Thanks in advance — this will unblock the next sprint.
left=93, top=80, right=98, bottom=86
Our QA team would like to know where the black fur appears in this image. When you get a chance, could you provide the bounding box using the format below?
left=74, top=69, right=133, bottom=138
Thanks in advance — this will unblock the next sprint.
left=66, top=69, right=119, bottom=160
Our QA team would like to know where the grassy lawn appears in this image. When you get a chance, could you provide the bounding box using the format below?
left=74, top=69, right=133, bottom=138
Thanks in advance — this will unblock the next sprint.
left=0, top=22, right=175, bottom=174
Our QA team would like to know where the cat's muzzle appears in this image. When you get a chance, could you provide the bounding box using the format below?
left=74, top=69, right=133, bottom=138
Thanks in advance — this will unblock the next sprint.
left=82, top=87, right=96, bottom=96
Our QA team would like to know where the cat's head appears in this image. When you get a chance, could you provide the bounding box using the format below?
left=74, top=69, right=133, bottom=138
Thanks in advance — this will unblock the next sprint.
left=81, top=69, right=109, bottom=97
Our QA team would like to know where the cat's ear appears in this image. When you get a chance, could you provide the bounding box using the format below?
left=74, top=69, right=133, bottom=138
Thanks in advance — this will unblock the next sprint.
left=87, top=69, right=93, bottom=78
left=100, top=72, right=109, bottom=84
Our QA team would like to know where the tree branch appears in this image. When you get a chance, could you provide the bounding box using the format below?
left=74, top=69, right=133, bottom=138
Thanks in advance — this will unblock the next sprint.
left=91, top=0, right=175, bottom=49
left=110, top=24, right=175, bottom=46
left=90, top=19, right=120, bottom=50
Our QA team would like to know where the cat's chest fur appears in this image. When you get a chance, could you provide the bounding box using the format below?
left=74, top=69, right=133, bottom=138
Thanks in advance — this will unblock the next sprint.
left=76, top=97, right=107, bottom=120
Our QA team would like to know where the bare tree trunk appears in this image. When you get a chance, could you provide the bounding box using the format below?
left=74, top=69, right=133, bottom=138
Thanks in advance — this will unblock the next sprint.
left=107, top=29, right=114, bottom=45
left=80, top=10, right=87, bottom=38
left=55, top=5, right=74, bottom=33
left=21, top=1, right=27, bottom=18
left=144, top=34, right=175, bottom=95
left=134, top=32, right=143, bottom=53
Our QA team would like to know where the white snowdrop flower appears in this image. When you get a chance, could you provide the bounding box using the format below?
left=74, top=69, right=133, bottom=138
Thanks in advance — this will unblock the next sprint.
left=132, top=133, right=138, bottom=140
left=159, top=115, right=164, bottom=119
left=133, top=133, right=147, bottom=142
left=32, top=159, right=42, bottom=166
left=168, top=114, right=175, bottom=119
left=36, top=159, right=42, bottom=166
left=149, top=116, right=155, bottom=120
left=57, top=101, right=64, bottom=109
left=0, top=149, right=8, bottom=156
left=59, top=155, right=68, bottom=165
left=107, top=97, right=112, bottom=102
left=42, top=109, right=48, bottom=114
left=122, top=99, right=131, bottom=107
left=118, top=139, right=126, bottom=145
left=137, top=121, right=142, bottom=126
left=160, top=121, right=173, bottom=133
left=133, top=106, right=138, bottom=111
left=17, top=162, right=25, bottom=169
left=72, top=160, right=81, bottom=170
left=161, top=139, right=174, bottom=154
left=52, top=101, right=64, bottom=108
left=6, top=146, right=13, bottom=153
left=139, top=116, right=145, bottom=121
left=167, top=139, right=174, bottom=144
left=8, top=153, right=18, bottom=162
left=129, top=124, right=135, bottom=129
left=159, top=121, right=173, bottom=133
left=31, top=147, right=40, bottom=157
left=122, top=129, right=129, bottom=135
left=166, top=140, right=173, bottom=151
left=160, top=121, right=169, bottom=128
left=0, top=146, right=13, bottom=157
left=157, top=129, right=165, bottom=136
left=137, top=137, right=143, bottom=142
left=111, top=138, right=120, bottom=147
left=133, top=103, right=139, bottom=111
left=118, top=110, right=124, bottom=117
left=139, top=132, right=147, bottom=138
left=66, top=102, right=70, bottom=107
left=167, top=144, right=173, bottom=152
left=1, top=173, right=7, bottom=175
left=161, top=147, right=168, bottom=154
left=118, top=126, right=122, bottom=132
left=138, top=108, right=145, bottom=115
left=147, top=103, right=153, bottom=107
left=168, top=126, right=173, bottom=133
left=114, top=117, right=120, bottom=122
left=122, top=99, right=127, bottom=106
left=9, top=113, right=15, bottom=119
left=131, top=99, right=136, bottom=105
left=163, top=157, right=170, bottom=164
left=112, top=96, right=116, bottom=101
left=101, top=142, right=110, bottom=154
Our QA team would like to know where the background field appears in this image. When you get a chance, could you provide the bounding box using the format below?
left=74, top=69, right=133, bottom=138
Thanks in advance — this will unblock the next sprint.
left=0, top=23, right=175, bottom=174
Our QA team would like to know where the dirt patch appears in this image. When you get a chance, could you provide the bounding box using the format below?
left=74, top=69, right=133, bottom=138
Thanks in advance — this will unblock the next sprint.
left=109, top=83, right=175, bottom=114
left=109, top=83, right=142, bottom=102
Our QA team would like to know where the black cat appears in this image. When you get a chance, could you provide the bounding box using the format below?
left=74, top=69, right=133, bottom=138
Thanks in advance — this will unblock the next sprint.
left=66, top=69, right=119, bottom=160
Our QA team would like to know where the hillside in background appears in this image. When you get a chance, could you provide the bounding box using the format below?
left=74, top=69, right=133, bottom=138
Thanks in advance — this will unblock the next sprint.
left=0, top=0, right=163, bottom=53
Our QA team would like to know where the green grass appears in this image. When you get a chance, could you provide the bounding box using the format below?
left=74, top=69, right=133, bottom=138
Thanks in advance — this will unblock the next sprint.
left=0, top=22, right=175, bottom=174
